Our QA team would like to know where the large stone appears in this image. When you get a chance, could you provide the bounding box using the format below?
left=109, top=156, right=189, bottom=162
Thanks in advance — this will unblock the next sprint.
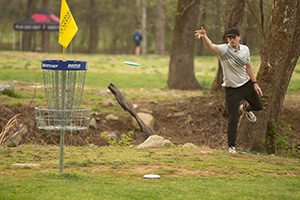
left=97, top=89, right=112, bottom=97
left=182, top=143, right=198, bottom=148
left=6, top=124, right=28, bottom=147
left=89, top=117, right=97, bottom=129
left=0, top=82, right=16, bottom=94
left=103, top=98, right=117, bottom=106
left=101, top=131, right=118, bottom=141
left=132, top=112, right=155, bottom=130
left=137, top=135, right=173, bottom=149
left=105, top=114, right=119, bottom=121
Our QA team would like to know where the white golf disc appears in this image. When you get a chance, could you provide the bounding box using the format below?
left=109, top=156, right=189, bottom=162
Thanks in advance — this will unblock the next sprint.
left=143, top=174, right=161, bottom=179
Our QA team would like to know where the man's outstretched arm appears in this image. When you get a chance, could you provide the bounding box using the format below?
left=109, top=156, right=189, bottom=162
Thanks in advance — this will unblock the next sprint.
left=195, top=26, right=218, bottom=54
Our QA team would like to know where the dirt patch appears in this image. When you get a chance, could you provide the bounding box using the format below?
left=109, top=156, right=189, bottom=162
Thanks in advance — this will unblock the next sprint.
left=1, top=82, right=300, bottom=153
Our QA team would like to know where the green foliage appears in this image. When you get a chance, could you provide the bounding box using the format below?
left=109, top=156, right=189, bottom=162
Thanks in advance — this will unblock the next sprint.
left=264, top=119, right=300, bottom=158
left=101, top=131, right=134, bottom=147
left=3, top=89, right=22, bottom=98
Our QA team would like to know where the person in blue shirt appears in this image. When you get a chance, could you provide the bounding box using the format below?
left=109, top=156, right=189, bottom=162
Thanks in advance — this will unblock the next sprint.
left=133, top=28, right=142, bottom=56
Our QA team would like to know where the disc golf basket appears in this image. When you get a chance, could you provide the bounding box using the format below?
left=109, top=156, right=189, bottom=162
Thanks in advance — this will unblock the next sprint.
left=35, top=60, right=91, bottom=173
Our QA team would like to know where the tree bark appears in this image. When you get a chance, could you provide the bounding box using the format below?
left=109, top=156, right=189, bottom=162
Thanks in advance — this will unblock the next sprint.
left=23, top=0, right=36, bottom=51
left=88, top=0, right=99, bottom=53
left=238, top=0, right=300, bottom=153
left=198, top=1, right=206, bottom=56
left=41, top=0, right=50, bottom=52
left=167, top=0, right=201, bottom=90
left=136, top=0, right=147, bottom=55
left=155, top=0, right=165, bottom=55
left=210, top=0, right=245, bottom=92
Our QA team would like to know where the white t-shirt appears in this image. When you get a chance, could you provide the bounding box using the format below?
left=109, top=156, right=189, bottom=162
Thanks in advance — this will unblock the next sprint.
left=217, top=43, right=251, bottom=88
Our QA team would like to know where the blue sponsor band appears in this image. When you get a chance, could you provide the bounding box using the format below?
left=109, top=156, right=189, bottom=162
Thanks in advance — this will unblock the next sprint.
left=42, top=60, right=87, bottom=71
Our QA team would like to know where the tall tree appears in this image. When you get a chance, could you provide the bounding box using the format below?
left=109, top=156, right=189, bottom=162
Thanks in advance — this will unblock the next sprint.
left=23, top=0, right=37, bottom=51
left=155, top=0, right=165, bottom=55
left=238, top=0, right=300, bottom=153
left=167, top=0, right=201, bottom=90
left=198, top=0, right=206, bottom=56
left=88, top=0, right=99, bottom=53
left=136, top=0, right=147, bottom=55
left=210, top=0, right=246, bottom=92
left=41, top=0, right=50, bottom=52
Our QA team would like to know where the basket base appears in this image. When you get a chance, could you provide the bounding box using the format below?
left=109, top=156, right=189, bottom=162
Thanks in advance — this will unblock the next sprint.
left=35, top=106, right=91, bottom=131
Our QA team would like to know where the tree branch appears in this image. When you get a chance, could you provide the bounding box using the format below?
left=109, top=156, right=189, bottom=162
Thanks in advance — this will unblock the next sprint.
left=246, top=0, right=266, bottom=43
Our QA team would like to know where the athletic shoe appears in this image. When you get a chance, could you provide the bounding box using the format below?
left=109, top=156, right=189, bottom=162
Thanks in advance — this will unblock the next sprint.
left=239, top=104, right=257, bottom=122
left=229, top=146, right=236, bottom=154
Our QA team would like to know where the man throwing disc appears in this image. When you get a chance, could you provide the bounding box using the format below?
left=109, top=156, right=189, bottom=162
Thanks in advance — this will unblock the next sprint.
left=195, top=27, right=263, bottom=154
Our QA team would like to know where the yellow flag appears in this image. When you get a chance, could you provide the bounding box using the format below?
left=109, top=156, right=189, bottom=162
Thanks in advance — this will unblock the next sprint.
left=59, top=0, right=78, bottom=48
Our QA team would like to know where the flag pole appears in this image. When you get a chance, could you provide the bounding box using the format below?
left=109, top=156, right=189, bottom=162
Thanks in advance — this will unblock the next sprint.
left=63, top=47, right=65, bottom=61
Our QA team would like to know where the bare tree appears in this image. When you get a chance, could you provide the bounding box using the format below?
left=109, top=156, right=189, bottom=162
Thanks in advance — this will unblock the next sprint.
left=238, top=0, right=300, bottom=153
left=210, top=0, right=246, bottom=92
left=41, top=0, right=50, bottom=52
left=136, top=0, right=147, bottom=55
left=198, top=1, right=206, bottom=56
left=155, top=0, right=165, bottom=55
left=167, top=0, right=201, bottom=90
left=23, top=0, right=37, bottom=51
left=88, top=0, right=99, bottom=53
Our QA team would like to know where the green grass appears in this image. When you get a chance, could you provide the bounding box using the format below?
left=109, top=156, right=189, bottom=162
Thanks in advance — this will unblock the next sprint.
left=1, top=51, right=299, bottom=91
left=0, top=145, right=299, bottom=199
left=0, top=51, right=300, bottom=199
left=1, top=174, right=299, bottom=199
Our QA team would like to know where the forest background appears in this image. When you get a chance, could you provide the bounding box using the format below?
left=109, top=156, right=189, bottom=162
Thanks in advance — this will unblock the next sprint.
left=0, top=0, right=272, bottom=56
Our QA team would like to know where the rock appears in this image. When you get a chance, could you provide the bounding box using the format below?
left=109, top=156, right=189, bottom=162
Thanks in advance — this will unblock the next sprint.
left=103, top=98, right=117, bottom=106
left=6, top=124, right=28, bottom=147
left=101, top=131, right=118, bottom=141
left=173, top=111, right=185, bottom=117
left=105, top=114, right=119, bottom=121
left=0, top=82, right=16, bottom=94
left=139, top=108, right=153, bottom=114
left=97, top=89, right=112, bottom=97
left=132, top=112, right=155, bottom=129
left=182, top=143, right=198, bottom=148
left=137, top=135, right=173, bottom=149
left=89, top=117, right=97, bottom=129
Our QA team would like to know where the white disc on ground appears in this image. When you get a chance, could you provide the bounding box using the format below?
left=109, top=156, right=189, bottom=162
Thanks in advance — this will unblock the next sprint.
left=143, top=174, right=161, bottom=179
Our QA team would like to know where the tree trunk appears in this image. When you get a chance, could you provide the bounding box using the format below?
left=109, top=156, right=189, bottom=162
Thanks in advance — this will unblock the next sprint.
left=88, top=0, right=99, bottom=53
left=238, top=0, right=300, bottom=153
left=136, top=0, right=147, bottom=55
left=23, top=0, right=36, bottom=51
left=41, top=0, right=50, bottom=52
left=155, top=0, right=165, bottom=55
left=211, top=0, right=245, bottom=92
left=198, top=1, right=206, bottom=56
left=167, top=0, right=201, bottom=90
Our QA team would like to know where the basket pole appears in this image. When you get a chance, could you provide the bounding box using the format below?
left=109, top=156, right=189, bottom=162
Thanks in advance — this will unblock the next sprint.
left=59, top=71, right=67, bottom=173
left=59, top=129, right=65, bottom=173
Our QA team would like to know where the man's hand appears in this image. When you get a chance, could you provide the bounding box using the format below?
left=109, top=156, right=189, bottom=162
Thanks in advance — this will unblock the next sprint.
left=195, top=26, right=218, bottom=54
left=195, top=26, right=206, bottom=39
left=254, top=83, right=263, bottom=97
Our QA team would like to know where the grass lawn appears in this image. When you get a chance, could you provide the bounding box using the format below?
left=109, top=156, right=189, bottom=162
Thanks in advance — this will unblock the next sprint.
left=0, top=51, right=299, bottom=91
left=0, top=145, right=299, bottom=200
left=0, top=51, right=300, bottom=199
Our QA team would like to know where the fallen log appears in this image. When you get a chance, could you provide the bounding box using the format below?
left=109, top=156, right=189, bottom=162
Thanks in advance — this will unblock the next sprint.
left=108, top=83, right=155, bottom=138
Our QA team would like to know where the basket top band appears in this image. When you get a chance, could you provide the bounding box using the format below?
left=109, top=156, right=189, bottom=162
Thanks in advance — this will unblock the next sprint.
left=42, top=60, right=87, bottom=71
